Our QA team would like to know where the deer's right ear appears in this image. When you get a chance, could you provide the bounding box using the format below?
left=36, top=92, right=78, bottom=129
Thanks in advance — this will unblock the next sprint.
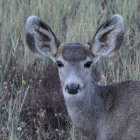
left=25, top=16, right=60, bottom=61
left=88, top=14, right=124, bottom=63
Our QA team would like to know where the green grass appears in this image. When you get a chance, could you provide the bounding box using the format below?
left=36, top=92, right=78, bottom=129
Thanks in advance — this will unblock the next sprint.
left=0, top=0, right=140, bottom=139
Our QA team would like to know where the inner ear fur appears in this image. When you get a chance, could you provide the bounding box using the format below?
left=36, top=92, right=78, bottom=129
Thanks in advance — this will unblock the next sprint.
left=25, top=16, right=60, bottom=60
left=88, top=14, right=124, bottom=57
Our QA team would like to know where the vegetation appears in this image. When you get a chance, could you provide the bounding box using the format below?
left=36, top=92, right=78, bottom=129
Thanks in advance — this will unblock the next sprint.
left=0, top=0, right=140, bottom=139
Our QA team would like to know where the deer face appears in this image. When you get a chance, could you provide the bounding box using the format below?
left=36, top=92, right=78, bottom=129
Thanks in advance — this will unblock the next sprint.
left=55, top=43, right=94, bottom=96
left=25, top=15, right=124, bottom=97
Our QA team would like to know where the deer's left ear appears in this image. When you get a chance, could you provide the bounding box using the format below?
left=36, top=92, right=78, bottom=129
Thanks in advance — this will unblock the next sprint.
left=25, top=16, right=60, bottom=62
left=89, top=14, right=124, bottom=59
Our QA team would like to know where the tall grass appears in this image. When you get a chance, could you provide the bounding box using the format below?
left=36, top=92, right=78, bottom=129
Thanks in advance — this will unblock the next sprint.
left=0, top=0, right=140, bottom=139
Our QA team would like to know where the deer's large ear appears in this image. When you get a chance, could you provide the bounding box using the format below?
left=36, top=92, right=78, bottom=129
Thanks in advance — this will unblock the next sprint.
left=89, top=14, right=124, bottom=61
left=25, top=16, right=60, bottom=61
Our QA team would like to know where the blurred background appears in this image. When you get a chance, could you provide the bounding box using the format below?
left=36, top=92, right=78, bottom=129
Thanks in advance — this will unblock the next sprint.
left=0, top=0, right=140, bottom=139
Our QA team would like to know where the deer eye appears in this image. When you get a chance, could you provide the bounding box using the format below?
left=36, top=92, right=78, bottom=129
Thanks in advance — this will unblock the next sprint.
left=84, top=61, right=92, bottom=68
left=56, top=61, right=64, bottom=68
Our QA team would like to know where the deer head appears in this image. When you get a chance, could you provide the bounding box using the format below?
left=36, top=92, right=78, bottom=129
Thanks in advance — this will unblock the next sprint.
left=25, top=14, right=124, bottom=98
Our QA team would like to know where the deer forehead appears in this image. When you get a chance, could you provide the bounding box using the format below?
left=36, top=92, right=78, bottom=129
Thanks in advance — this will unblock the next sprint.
left=56, top=43, right=92, bottom=62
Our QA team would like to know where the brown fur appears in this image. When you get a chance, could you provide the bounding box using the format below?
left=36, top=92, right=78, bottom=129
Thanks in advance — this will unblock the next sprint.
left=62, top=43, right=87, bottom=61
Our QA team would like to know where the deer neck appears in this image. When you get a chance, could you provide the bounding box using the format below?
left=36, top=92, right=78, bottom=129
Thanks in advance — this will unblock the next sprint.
left=62, top=76, right=106, bottom=136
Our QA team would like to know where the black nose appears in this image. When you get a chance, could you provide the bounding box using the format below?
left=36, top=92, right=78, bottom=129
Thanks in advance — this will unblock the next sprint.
left=66, top=84, right=80, bottom=94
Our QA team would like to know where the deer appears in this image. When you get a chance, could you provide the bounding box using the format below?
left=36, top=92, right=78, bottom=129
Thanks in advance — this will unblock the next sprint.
left=25, top=14, right=140, bottom=140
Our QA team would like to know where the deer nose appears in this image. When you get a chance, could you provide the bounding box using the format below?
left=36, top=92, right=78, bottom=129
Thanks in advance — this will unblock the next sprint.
left=66, top=83, right=80, bottom=94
